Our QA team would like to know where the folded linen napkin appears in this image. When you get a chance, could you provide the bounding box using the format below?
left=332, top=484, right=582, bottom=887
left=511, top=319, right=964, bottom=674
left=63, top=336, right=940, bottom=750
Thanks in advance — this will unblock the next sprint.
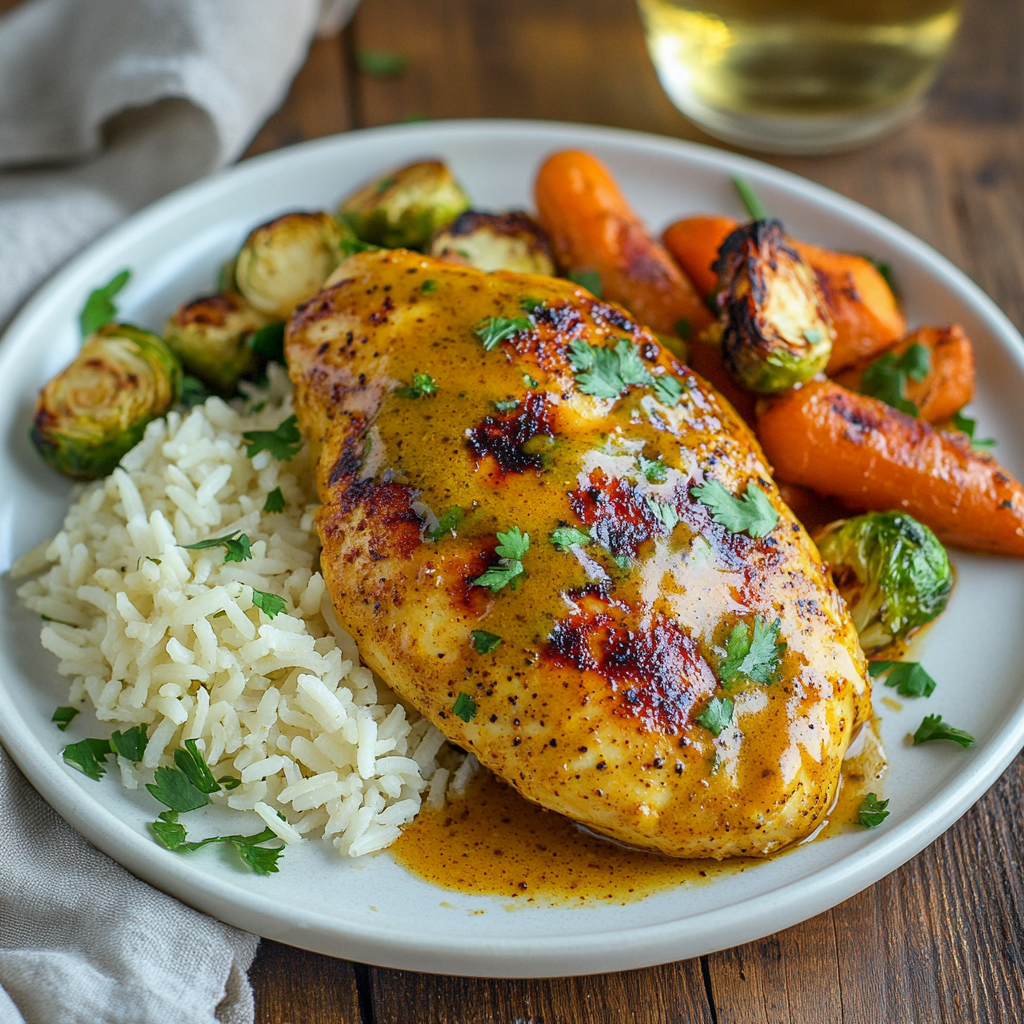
left=0, top=1, right=358, bottom=1021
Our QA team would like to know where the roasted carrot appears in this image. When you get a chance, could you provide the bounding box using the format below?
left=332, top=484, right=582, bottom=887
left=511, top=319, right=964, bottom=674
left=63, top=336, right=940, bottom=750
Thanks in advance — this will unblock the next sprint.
left=834, top=324, right=975, bottom=423
left=757, top=379, right=1024, bottom=556
left=775, top=480, right=852, bottom=535
left=789, top=240, right=905, bottom=374
left=662, top=215, right=739, bottom=300
left=534, top=151, right=713, bottom=338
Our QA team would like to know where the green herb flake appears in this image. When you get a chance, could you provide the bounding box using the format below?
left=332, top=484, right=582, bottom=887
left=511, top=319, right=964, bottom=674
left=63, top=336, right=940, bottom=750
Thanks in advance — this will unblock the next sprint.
left=869, top=660, right=937, bottom=698
left=524, top=373, right=540, bottom=389
left=858, top=793, right=890, bottom=828
left=858, top=344, right=931, bottom=417
left=493, top=399, right=520, bottom=412
left=690, top=479, right=778, bottom=538
left=550, top=525, right=591, bottom=551
left=568, top=338, right=651, bottom=399
left=645, top=496, right=679, bottom=532
left=247, top=322, right=285, bottom=362
left=263, top=487, right=286, bottom=514
left=733, top=176, right=767, bottom=221
left=453, top=693, right=478, bottom=722
left=638, top=455, right=668, bottom=483
left=396, top=373, right=438, bottom=399
left=110, top=724, right=149, bottom=762
left=472, top=527, right=529, bottom=593
left=613, top=554, right=631, bottom=570
left=150, top=819, right=284, bottom=875
left=180, top=375, right=212, bottom=409
left=951, top=409, right=996, bottom=451
left=52, top=706, right=80, bottom=732
left=357, top=49, right=409, bottom=77
left=174, top=739, right=222, bottom=794
left=146, top=765, right=211, bottom=813
left=719, top=615, right=785, bottom=686
left=697, top=696, right=734, bottom=737
left=62, top=737, right=112, bottom=779
left=252, top=589, right=287, bottom=619
left=181, top=531, right=252, bottom=563
left=243, top=414, right=303, bottom=461
left=471, top=630, right=503, bottom=654
left=475, top=317, right=532, bottom=351
left=520, top=296, right=544, bottom=312
left=674, top=318, right=692, bottom=340
left=428, top=506, right=464, bottom=542
left=652, top=374, right=683, bottom=407
left=80, top=269, right=131, bottom=338
left=421, top=279, right=439, bottom=294
left=217, top=775, right=242, bottom=791
left=912, top=714, right=976, bottom=748
left=567, top=269, right=602, bottom=297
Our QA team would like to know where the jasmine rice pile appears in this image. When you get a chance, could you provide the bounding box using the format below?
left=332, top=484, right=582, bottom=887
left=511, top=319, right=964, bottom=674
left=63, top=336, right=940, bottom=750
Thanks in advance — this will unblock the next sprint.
left=15, top=368, right=471, bottom=859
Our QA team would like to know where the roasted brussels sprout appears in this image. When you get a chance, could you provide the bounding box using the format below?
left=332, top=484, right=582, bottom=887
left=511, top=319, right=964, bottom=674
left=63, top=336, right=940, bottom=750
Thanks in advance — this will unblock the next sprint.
left=339, top=160, right=470, bottom=249
left=428, top=210, right=556, bottom=275
left=234, top=211, right=347, bottom=320
left=31, top=323, right=181, bottom=479
left=164, top=293, right=269, bottom=395
left=713, top=219, right=835, bottom=393
left=815, top=512, right=953, bottom=656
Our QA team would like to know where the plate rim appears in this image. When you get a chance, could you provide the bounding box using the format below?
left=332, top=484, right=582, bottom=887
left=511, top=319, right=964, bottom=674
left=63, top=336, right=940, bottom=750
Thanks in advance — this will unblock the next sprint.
left=2, top=117, right=1023, bottom=977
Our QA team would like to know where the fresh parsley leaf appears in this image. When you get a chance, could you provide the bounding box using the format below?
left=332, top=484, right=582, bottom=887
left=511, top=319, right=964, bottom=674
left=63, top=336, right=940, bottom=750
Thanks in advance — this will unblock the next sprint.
left=493, top=399, right=519, bottom=412
left=645, top=496, right=679, bottom=532
left=472, top=559, right=525, bottom=593
left=396, top=373, right=438, bottom=398
left=567, top=269, right=602, bottom=297
left=263, top=487, right=286, bottom=514
left=174, top=739, right=222, bottom=794
left=357, top=49, right=409, bottom=77
left=453, top=693, right=478, bottom=722
left=62, top=737, right=112, bottom=780
left=235, top=840, right=285, bottom=875
left=524, top=373, right=540, bottom=389
left=869, top=660, right=936, bottom=698
left=52, top=706, right=80, bottom=732
left=495, top=526, right=530, bottom=561
left=151, top=818, right=188, bottom=849
left=146, top=765, right=211, bottom=812
left=471, top=630, right=503, bottom=654
left=428, top=506, right=464, bottom=541
left=615, top=339, right=651, bottom=386
left=181, top=531, right=252, bottom=564
left=568, top=338, right=647, bottom=399
left=951, top=409, right=996, bottom=451
left=217, top=775, right=242, bottom=790
left=858, top=344, right=931, bottom=416
left=251, top=589, right=287, bottom=619
left=733, top=176, right=767, bottom=221
left=80, top=269, right=130, bottom=338
left=912, top=714, right=976, bottom=748
left=243, top=414, right=302, bottom=461
left=110, top=724, right=148, bottom=762
left=858, top=792, right=890, bottom=828
left=613, top=554, right=631, bottom=570
left=550, top=525, right=591, bottom=551
left=248, top=322, right=285, bottom=362
left=421, top=279, right=438, bottom=294
left=638, top=455, right=668, bottom=483
left=719, top=615, right=785, bottom=686
left=674, top=318, right=692, bottom=340
left=520, top=296, right=544, bottom=312
left=180, top=375, right=211, bottom=409
left=697, top=696, right=734, bottom=736
left=690, top=479, right=778, bottom=538
left=151, top=821, right=284, bottom=875
left=476, top=317, right=532, bottom=351
left=653, top=374, right=683, bottom=407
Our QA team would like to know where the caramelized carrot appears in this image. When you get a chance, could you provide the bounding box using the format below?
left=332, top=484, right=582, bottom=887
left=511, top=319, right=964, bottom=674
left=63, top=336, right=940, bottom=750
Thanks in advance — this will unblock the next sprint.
left=789, top=240, right=905, bottom=373
left=662, top=215, right=739, bottom=299
left=534, top=151, right=712, bottom=337
left=757, top=379, right=1024, bottom=556
left=834, top=324, right=975, bottom=423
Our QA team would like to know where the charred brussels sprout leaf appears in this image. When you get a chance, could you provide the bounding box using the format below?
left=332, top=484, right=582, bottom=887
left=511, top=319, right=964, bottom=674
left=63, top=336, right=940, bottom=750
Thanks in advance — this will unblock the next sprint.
left=816, top=512, right=952, bottom=656
left=339, top=160, right=471, bottom=249
left=714, top=220, right=834, bottom=393
left=428, top=210, right=556, bottom=275
left=31, top=323, right=182, bottom=480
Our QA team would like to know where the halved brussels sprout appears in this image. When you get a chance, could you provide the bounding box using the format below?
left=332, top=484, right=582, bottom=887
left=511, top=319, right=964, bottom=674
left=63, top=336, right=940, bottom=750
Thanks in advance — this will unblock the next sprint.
left=713, top=219, right=835, bottom=393
left=234, top=211, right=347, bottom=320
left=31, top=323, right=182, bottom=479
left=164, top=293, right=269, bottom=395
left=339, top=160, right=470, bottom=249
left=428, top=211, right=555, bottom=275
left=815, top=512, right=953, bottom=656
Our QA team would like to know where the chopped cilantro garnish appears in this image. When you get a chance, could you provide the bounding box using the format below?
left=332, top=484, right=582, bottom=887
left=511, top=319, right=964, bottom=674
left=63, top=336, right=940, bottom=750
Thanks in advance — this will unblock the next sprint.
left=472, top=527, right=529, bottom=592
left=733, top=176, right=767, bottom=221
left=476, top=317, right=532, bottom=351
left=645, top=496, right=679, bottom=532
left=62, top=737, right=112, bottom=780
left=567, top=269, right=602, bottom=297
left=858, top=793, right=890, bottom=828
left=638, top=455, right=668, bottom=483
left=951, top=409, right=996, bottom=451
left=471, top=630, right=503, bottom=654
left=52, top=706, right=80, bottom=731
left=493, top=399, right=519, bottom=412
left=495, top=526, right=530, bottom=561
left=697, top=696, right=734, bottom=736
left=80, top=269, right=130, bottom=338
left=174, top=739, right=222, bottom=794
left=396, top=373, right=438, bottom=398
left=613, top=554, right=631, bottom=570
left=719, top=615, right=785, bottom=686
left=357, top=49, right=409, bottom=77
left=248, top=322, right=285, bottom=362
left=550, top=525, right=592, bottom=551
left=567, top=338, right=648, bottom=398
left=690, top=479, right=778, bottom=538
left=428, top=506, right=465, bottom=541
left=858, top=344, right=931, bottom=417
left=453, top=693, right=477, bottom=722
left=151, top=818, right=284, bottom=875
left=912, top=714, right=975, bottom=748
left=110, top=724, right=149, bottom=762
left=180, top=375, right=211, bottom=408
left=251, top=589, right=286, bottom=619
left=652, top=374, right=683, bottom=407
left=263, top=487, right=286, bottom=513
left=520, top=296, right=544, bottom=312
left=181, top=531, right=252, bottom=563
left=869, top=660, right=936, bottom=698
left=674, top=318, right=692, bottom=340
left=243, top=414, right=303, bottom=461
left=524, top=373, right=540, bottom=389
left=421, top=279, right=438, bottom=294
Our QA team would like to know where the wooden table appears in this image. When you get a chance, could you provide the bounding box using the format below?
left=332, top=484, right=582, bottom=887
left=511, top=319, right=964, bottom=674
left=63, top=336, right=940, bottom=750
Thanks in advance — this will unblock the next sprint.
left=246, top=1, right=1024, bottom=1020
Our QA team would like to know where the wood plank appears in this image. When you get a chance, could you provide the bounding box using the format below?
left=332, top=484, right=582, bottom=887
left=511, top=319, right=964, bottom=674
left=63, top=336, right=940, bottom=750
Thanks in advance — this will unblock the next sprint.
left=368, top=960, right=713, bottom=1024
left=249, top=939, right=364, bottom=1024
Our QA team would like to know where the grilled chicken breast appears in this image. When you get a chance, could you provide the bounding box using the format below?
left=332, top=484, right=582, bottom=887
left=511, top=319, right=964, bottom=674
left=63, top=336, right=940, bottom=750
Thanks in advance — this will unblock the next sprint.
left=287, top=249, right=871, bottom=860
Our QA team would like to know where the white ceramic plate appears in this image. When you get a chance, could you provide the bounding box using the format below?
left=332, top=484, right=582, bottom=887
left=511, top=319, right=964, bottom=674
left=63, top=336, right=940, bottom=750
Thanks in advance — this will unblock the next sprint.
left=1, top=120, right=1022, bottom=978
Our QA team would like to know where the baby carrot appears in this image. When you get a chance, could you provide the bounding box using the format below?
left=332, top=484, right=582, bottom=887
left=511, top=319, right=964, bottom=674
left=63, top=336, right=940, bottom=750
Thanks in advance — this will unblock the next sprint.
left=661, top=215, right=739, bottom=300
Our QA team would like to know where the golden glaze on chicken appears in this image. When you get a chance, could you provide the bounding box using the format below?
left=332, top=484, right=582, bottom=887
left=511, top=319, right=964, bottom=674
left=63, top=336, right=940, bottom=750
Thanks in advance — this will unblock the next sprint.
left=287, top=249, right=871, bottom=860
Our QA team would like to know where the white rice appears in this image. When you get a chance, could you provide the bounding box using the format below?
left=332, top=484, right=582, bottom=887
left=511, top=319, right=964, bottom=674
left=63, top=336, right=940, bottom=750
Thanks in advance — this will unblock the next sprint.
left=14, top=366, right=473, bottom=858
